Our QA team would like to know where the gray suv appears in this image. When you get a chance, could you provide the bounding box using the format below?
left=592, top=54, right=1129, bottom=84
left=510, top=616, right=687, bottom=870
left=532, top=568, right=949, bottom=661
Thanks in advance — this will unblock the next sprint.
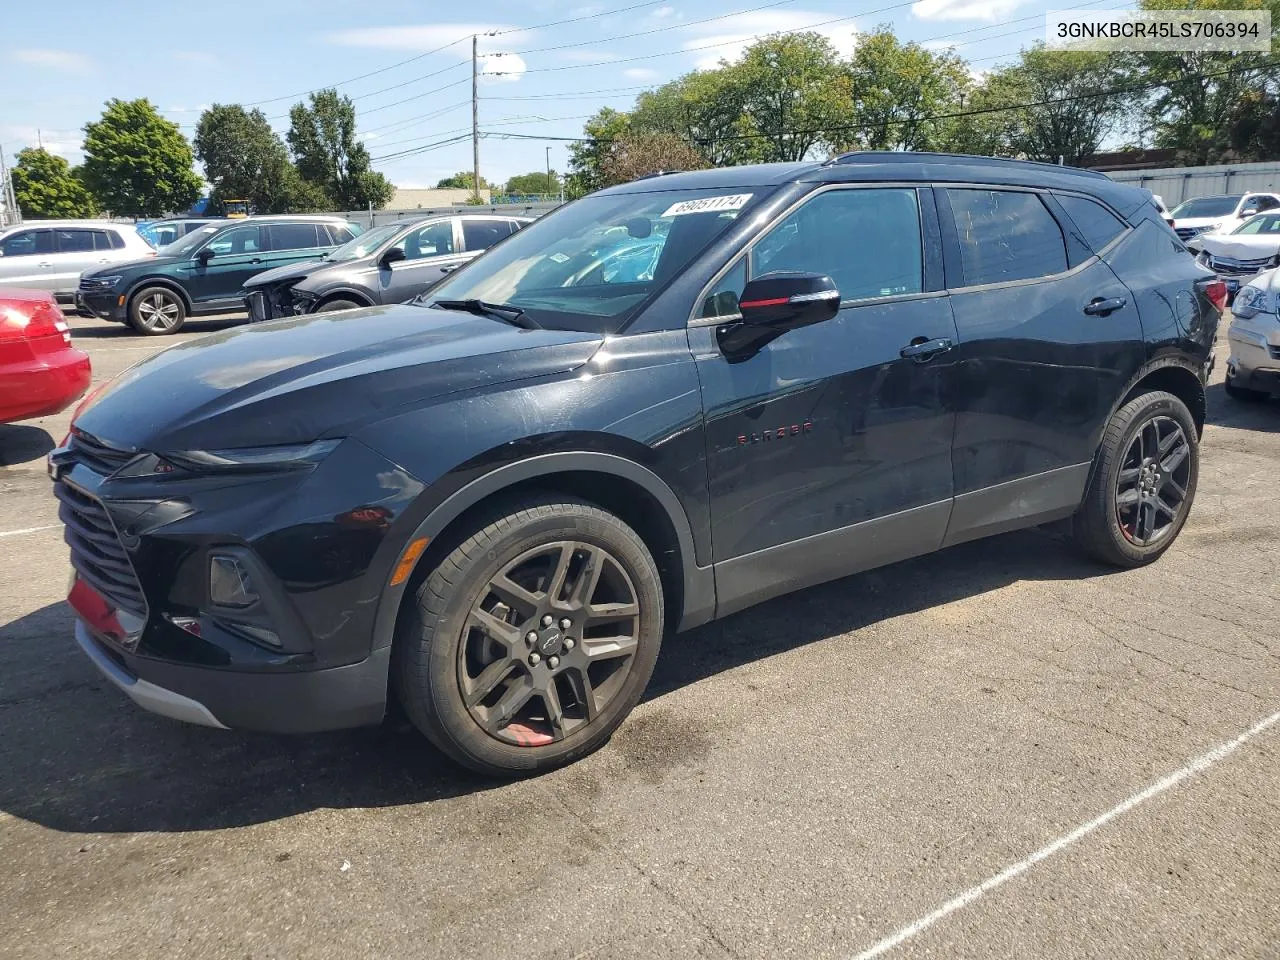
left=243, top=214, right=532, bottom=320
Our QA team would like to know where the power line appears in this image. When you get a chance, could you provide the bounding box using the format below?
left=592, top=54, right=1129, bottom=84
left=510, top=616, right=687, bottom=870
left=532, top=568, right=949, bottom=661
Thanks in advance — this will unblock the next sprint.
left=490, top=0, right=673, bottom=35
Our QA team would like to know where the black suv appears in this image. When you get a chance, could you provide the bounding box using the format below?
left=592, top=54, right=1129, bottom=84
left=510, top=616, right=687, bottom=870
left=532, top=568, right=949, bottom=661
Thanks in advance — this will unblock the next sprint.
left=77, top=215, right=362, bottom=334
left=51, top=154, right=1223, bottom=775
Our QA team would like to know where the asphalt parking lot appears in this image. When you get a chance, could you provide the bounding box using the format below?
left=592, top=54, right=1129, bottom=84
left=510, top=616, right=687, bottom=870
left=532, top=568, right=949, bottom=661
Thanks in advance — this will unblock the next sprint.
left=2, top=312, right=1279, bottom=959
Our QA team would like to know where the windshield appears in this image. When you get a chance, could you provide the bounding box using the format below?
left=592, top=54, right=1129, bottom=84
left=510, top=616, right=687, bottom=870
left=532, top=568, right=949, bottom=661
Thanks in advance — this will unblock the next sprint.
left=1171, top=196, right=1241, bottom=219
left=420, top=187, right=769, bottom=333
left=163, top=224, right=222, bottom=258
left=326, top=222, right=403, bottom=262
left=1232, top=213, right=1280, bottom=235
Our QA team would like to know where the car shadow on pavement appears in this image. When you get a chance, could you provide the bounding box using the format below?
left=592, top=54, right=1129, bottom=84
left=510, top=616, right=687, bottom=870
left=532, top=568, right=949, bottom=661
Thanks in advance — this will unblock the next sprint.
left=0, top=424, right=55, bottom=466
left=1205, top=382, right=1280, bottom=431
left=69, top=317, right=247, bottom=339
left=0, top=526, right=1106, bottom=836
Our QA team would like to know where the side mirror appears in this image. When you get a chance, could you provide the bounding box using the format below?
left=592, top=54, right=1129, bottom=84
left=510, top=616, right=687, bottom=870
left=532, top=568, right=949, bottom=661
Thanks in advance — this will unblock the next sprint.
left=738, top=272, right=840, bottom=328
left=380, top=247, right=406, bottom=267
left=196, top=248, right=214, bottom=264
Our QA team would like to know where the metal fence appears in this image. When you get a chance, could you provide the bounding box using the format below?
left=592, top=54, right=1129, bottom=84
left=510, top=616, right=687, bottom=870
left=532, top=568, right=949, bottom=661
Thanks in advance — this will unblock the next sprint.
left=332, top=201, right=564, bottom=229
left=1107, top=161, right=1280, bottom=206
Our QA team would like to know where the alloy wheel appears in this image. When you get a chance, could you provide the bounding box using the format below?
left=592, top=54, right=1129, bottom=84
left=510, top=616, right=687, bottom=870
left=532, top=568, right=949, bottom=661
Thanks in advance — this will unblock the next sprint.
left=1114, top=415, right=1191, bottom=546
left=457, top=540, right=642, bottom=747
left=137, top=293, right=181, bottom=330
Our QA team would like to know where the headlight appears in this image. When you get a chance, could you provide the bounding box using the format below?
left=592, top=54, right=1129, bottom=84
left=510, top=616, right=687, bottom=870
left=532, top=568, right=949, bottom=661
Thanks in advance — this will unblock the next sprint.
left=166, top=439, right=341, bottom=472
left=1196, top=251, right=1210, bottom=266
left=1231, top=285, right=1271, bottom=319
left=82, top=275, right=122, bottom=289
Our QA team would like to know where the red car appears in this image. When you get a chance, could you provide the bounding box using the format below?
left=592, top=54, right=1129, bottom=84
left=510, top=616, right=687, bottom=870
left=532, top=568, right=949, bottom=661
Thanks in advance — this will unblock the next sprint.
left=0, top=287, right=91, bottom=423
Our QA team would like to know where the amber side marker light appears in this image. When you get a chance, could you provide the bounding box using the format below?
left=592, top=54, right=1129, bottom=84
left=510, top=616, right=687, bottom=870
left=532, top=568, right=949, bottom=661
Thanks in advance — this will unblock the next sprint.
left=390, top=537, right=430, bottom=586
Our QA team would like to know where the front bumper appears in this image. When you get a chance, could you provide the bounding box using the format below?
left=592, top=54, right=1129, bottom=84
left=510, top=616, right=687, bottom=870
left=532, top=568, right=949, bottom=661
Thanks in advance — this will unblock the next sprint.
left=76, top=289, right=128, bottom=322
left=1227, top=316, right=1280, bottom=391
left=77, top=620, right=390, bottom=732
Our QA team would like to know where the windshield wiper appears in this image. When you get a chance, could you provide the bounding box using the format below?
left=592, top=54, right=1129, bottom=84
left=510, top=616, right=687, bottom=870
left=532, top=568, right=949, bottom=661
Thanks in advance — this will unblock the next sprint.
left=430, top=298, right=541, bottom=329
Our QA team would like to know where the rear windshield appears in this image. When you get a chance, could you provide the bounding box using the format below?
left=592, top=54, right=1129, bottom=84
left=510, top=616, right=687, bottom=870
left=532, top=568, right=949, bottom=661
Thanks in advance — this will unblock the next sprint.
left=420, top=187, right=774, bottom=334
left=1170, top=196, right=1241, bottom=219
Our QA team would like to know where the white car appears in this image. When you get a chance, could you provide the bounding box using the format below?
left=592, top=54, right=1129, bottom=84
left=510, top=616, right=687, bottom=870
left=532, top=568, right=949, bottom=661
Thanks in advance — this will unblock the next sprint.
left=1192, top=212, right=1280, bottom=295
left=1171, top=192, right=1280, bottom=244
left=1225, top=268, right=1280, bottom=401
left=0, top=220, right=153, bottom=300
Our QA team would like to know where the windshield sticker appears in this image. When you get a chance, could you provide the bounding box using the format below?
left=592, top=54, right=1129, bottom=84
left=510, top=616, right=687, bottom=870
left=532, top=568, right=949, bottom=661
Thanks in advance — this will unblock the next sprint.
left=661, top=194, right=753, bottom=218
left=549, top=252, right=571, bottom=263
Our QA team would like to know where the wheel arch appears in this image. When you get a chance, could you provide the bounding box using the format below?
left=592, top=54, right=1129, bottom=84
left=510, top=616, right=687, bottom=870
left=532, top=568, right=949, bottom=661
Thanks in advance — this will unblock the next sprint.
left=313, top=288, right=374, bottom=311
left=370, top=452, right=716, bottom=659
left=1116, top=360, right=1206, bottom=438
left=126, top=278, right=193, bottom=315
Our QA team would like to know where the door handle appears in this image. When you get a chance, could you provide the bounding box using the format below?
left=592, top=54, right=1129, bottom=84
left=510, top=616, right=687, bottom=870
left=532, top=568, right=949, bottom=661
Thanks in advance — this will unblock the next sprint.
left=38, top=261, right=53, bottom=268
left=900, top=337, right=954, bottom=361
left=440, top=264, right=458, bottom=274
left=1084, top=296, right=1127, bottom=316
left=250, top=257, right=263, bottom=264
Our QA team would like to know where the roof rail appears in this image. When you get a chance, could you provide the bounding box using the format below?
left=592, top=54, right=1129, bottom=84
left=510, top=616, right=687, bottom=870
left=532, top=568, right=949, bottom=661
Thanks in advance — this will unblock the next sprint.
left=633, top=169, right=682, bottom=181
left=824, top=151, right=1109, bottom=180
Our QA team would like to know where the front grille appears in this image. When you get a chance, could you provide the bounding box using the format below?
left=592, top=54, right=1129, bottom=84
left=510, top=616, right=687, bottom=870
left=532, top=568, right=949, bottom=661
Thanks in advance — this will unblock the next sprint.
left=69, top=431, right=136, bottom=477
left=54, top=480, right=147, bottom=618
left=1209, top=254, right=1272, bottom=277
left=78, top=276, right=116, bottom=292
left=1269, top=345, right=1280, bottom=360
left=1175, top=227, right=1200, bottom=241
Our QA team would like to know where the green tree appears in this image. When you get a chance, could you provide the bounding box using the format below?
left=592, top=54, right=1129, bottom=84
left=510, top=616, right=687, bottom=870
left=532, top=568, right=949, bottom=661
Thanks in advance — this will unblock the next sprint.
left=599, top=132, right=710, bottom=187
left=1130, top=0, right=1280, bottom=163
left=730, top=32, right=854, bottom=162
left=10, top=147, right=97, bottom=218
left=435, top=171, right=492, bottom=190
left=194, top=104, right=313, bottom=214
left=80, top=98, right=202, bottom=216
left=503, top=170, right=560, bottom=195
left=287, top=89, right=394, bottom=209
left=631, top=69, right=754, bottom=166
left=843, top=29, right=970, bottom=152
left=567, top=108, right=631, bottom=198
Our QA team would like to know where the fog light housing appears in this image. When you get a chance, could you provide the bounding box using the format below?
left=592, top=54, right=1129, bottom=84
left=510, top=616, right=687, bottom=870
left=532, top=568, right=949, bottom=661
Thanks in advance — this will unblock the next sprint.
left=209, top=554, right=259, bottom=608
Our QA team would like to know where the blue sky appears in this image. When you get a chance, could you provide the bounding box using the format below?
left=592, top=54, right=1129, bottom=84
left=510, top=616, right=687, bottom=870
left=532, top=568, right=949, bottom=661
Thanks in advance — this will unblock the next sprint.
left=1, top=0, right=1130, bottom=189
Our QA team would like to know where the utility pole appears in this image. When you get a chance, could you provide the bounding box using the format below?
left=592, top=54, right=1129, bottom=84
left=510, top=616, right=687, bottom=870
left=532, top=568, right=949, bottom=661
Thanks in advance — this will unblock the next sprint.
left=0, top=144, right=18, bottom=227
left=545, top=145, right=552, bottom=197
left=471, top=35, right=481, bottom=205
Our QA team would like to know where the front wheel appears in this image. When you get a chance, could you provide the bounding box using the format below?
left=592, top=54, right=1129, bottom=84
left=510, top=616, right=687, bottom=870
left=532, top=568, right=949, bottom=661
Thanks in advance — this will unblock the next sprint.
left=128, top=287, right=186, bottom=335
left=316, top=298, right=363, bottom=313
left=394, top=496, right=664, bottom=776
left=1073, top=390, right=1199, bottom=567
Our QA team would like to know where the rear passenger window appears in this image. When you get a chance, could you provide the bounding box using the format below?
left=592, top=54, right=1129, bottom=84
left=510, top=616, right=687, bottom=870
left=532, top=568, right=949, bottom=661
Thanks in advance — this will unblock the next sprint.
left=1056, top=195, right=1127, bottom=253
left=56, top=229, right=96, bottom=253
left=946, top=189, right=1067, bottom=285
left=108, top=230, right=125, bottom=250
left=463, top=219, right=514, bottom=251
left=269, top=223, right=321, bottom=251
left=752, top=188, right=923, bottom=302
left=92, top=231, right=113, bottom=251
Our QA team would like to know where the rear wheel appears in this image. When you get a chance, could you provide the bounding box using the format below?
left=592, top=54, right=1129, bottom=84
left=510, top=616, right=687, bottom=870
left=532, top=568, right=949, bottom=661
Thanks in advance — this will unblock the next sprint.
left=316, top=298, right=363, bottom=313
left=394, top=496, right=664, bottom=776
left=128, top=287, right=186, bottom=335
left=1073, top=390, right=1198, bottom=567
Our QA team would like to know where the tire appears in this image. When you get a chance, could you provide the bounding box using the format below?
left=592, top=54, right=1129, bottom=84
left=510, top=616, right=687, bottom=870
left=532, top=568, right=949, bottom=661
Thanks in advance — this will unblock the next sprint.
left=1224, top=376, right=1269, bottom=402
left=128, top=286, right=186, bottom=335
left=394, top=495, right=664, bottom=776
left=1073, top=390, right=1199, bottom=568
left=316, top=298, right=363, bottom=313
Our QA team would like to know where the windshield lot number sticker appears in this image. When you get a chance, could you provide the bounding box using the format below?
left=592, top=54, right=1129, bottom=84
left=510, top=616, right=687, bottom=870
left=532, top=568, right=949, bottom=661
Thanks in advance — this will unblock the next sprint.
left=662, top=194, right=753, bottom=218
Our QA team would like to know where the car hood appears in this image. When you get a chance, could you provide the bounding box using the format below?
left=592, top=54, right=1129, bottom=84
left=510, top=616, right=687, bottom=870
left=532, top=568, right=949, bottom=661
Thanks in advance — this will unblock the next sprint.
left=73, top=304, right=602, bottom=452
left=83, top=254, right=185, bottom=278
left=1174, top=216, right=1231, bottom=229
left=241, top=258, right=332, bottom=288
left=1197, top=234, right=1280, bottom=260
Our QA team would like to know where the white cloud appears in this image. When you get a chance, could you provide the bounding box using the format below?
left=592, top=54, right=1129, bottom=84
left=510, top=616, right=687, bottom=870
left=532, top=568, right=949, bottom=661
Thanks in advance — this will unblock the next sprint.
left=481, top=52, right=527, bottom=83
left=325, top=23, right=520, bottom=52
left=171, top=49, right=220, bottom=65
left=652, top=5, right=676, bottom=17
left=359, top=132, right=380, bottom=140
left=13, top=48, right=89, bottom=71
left=679, top=11, right=858, bottom=69
left=0, top=125, right=83, bottom=158
left=557, top=49, right=620, bottom=63
left=623, top=67, right=661, bottom=80
left=911, top=0, right=1024, bottom=21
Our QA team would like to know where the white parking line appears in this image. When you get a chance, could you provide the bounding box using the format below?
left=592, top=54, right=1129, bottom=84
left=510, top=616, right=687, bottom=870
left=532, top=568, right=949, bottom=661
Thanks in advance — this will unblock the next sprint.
left=851, top=708, right=1280, bottom=959
left=0, top=524, right=59, bottom=538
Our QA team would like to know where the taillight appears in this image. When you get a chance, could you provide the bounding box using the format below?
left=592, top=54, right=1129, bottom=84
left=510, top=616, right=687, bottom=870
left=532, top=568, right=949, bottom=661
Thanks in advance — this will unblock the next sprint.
left=0, top=295, right=65, bottom=342
left=1202, top=279, right=1228, bottom=312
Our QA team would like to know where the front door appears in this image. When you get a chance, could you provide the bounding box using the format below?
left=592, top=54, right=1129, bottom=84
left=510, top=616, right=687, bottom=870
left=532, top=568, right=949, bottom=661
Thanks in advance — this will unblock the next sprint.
left=379, top=218, right=471, bottom=303
left=936, top=186, right=1147, bottom=545
left=689, top=185, right=959, bottom=616
left=183, top=223, right=266, bottom=305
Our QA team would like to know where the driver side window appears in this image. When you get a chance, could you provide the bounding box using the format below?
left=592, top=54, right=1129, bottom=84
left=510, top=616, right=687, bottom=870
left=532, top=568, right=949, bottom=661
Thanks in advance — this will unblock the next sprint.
left=400, top=221, right=455, bottom=262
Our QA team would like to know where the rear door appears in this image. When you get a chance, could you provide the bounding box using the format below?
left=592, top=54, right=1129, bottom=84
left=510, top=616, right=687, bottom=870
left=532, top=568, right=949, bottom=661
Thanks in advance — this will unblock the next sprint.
left=0, top=229, right=56, bottom=291
left=936, top=185, right=1146, bottom=545
left=379, top=218, right=470, bottom=302
left=50, top=228, right=107, bottom=294
left=264, top=222, right=330, bottom=273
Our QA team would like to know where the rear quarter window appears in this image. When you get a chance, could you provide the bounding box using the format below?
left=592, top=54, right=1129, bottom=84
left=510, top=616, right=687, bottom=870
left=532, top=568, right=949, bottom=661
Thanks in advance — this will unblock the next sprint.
left=1056, top=194, right=1128, bottom=253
